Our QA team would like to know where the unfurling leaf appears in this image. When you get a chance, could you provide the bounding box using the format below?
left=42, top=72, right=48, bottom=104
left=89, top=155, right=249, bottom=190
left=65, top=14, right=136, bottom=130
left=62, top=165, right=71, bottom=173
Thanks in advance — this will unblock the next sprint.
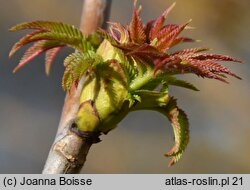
left=130, top=92, right=189, bottom=166
left=160, top=98, right=189, bottom=166
left=108, top=22, right=130, bottom=44
left=62, top=51, right=101, bottom=91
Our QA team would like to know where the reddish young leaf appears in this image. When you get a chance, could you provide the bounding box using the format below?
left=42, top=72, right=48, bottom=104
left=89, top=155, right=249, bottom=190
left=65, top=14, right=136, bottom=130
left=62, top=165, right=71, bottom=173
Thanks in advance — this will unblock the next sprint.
left=126, top=44, right=165, bottom=58
left=45, top=47, right=64, bottom=75
left=149, top=16, right=165, bottom=41
left=169, top=37, right=195, bottom=48
left=9, top=31, right=43, bottom=57
left=187, top=61, right=230, bottom=83
left=155, top=24, right=179, bottom=41
left=108, top=22, right=129, bottom=43
left=154, top=56, right=181, bottom=72
left=155, top=20, right=191, bottom=52
left=98, top=1, right=242, bottom=85
left=162, top=2, right=176, bottom=20
left=129, top=1, right=146, bottom=44
left=13, top=40, right=62, bottom=73
left=149, top=2, right=176, bottom=41
left=172, top=47, right=210, bottom=56
left=144, top=19, right=155, bottom=42
left=191, top=54, right=242, bottom=63
left=189, top=60, right=241, bottom=79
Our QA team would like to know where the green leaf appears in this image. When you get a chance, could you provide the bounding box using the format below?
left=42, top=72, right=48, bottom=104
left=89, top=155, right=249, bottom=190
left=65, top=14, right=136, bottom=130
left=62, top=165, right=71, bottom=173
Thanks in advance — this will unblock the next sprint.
left=87, top=32, right=103, bottom=48
left=117, top=53, right=138, bottom=83
left=141, top=74, right=199, bottom=92
left=10, top=21, right=92, bottom=53
left=62, top=51, right=101, bottom=91
left=130, top=94, right=189, bottom=167
left=62, top=68, right=74, bottom=91
left=97, top=29, right=118, bottom=46
left=10, top=21, right=83, bottom=39
left=164, top=76, right=199, bottom=91
left=130, top=90, right=170, bottom=109
left=96, top=39, right=138, bottom=83
left=95, top=60, right=129, bottom=105
left=20, top=31, right=85, bottom=52
left=158, top=98, right=189, bottom=166
left=10, top=21, right=98, bottom=74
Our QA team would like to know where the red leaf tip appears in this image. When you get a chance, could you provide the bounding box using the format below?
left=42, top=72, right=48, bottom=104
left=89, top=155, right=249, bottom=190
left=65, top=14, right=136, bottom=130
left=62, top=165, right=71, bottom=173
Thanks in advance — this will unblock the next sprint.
left=163, top=2, right=176, bottom=19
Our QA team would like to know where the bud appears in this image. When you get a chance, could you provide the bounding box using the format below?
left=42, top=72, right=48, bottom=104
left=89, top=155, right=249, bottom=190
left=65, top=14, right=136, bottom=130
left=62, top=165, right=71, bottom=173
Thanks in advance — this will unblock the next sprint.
left=77, top=40, right=129, bottom=133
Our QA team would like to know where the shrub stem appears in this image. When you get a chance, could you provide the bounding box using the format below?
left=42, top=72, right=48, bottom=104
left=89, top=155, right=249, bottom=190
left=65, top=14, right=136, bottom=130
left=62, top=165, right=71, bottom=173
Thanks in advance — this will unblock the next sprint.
left=42, top=0, right=112, bottom=174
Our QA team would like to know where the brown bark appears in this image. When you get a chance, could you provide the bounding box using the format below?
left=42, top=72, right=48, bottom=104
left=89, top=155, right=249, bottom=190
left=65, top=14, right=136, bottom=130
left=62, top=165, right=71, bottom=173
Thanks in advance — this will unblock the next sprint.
left=42, top=0, right=112, bottom=174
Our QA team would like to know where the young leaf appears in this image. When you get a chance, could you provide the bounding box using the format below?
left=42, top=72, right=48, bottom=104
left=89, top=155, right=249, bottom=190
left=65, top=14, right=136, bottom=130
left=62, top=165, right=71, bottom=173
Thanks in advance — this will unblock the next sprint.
left=129, top=1, right=146, bottom=44
left=9, top=31, right=43, bottom=57
left=172, top=47, right=210, bottom=56
left=185, top=60, right=241, bottom=81
left=149, top=15, right=165, bottom=41
left=130, top=90, right=170, bottom=110
left=108, top=22, right=130, bottom=44
left=45, top=47, right=64, bottom=75
left=147, top=2, right=176, bottom=41
left=162, top=76, right=199, bottom=91
left=13, top=40, right=63, bottom=73
left=10, top=21, right=98, bottom=75
left=191, top=54, right=242, bottom=63
left=158, top=98, right=189, bottom=166
left=129, top=92, right=189, bottom=166
left=62, top=51, right=102, bottom=91
left=96, top=60, right=128, bottom=89
left=97, top=28, right=118, bottom=46
left=10, top=21, right=88, bottom=52
left=117, top=54, right=137, bottom=83
left=62, top=52, right=91, bottom=90
left=155, top=20, right=191, bottom=52
left=169, top=37, right=195, bottom=48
